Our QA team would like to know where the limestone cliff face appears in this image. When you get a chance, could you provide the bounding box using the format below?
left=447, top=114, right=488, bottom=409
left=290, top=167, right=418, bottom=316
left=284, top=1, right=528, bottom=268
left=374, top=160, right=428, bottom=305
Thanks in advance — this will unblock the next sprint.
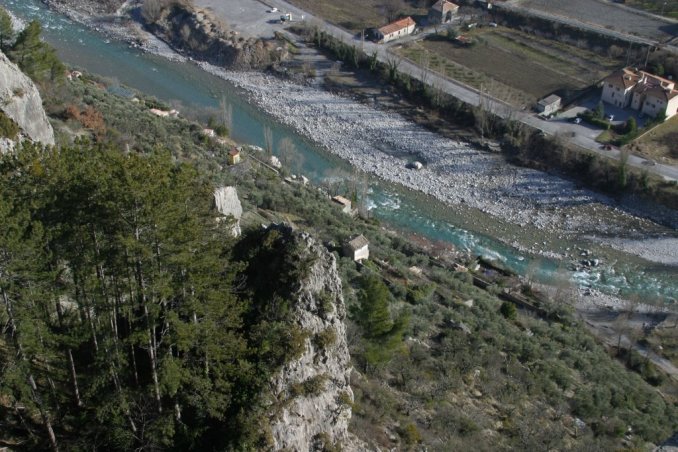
left=0, top=52, right=55, bottom=146
left=213, top=186, right=243, bottom=237
left=268, top=226, right=364, bottom=452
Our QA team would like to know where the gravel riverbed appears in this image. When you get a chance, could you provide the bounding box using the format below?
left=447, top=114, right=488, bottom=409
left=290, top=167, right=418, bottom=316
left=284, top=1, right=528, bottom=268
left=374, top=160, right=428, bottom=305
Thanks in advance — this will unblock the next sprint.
left=199, top=66, right=678, bottom=266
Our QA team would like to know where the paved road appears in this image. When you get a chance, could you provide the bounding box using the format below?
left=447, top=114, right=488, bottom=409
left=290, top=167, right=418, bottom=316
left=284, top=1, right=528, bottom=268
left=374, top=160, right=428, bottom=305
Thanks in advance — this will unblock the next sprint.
left=197, top=0, right=678, bottom=181
left=579, top=307, right=678, bottom=381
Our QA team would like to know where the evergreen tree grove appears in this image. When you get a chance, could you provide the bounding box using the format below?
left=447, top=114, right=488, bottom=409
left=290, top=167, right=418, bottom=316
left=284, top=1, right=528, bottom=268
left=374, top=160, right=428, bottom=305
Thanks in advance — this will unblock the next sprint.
left=0, top=142, right=287, bottom=450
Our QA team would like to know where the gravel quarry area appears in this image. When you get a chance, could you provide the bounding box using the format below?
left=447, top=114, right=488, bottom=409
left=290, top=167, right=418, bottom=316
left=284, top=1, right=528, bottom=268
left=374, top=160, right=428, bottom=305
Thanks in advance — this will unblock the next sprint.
left=201, top=66, right=677, bottom=260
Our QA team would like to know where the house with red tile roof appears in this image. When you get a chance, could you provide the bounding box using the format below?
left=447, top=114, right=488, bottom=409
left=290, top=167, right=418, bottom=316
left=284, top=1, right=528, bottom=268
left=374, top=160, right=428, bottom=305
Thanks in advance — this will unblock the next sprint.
left=376, top=17, right=416, bottom=43
left=601, top=67, right=678, bottom=120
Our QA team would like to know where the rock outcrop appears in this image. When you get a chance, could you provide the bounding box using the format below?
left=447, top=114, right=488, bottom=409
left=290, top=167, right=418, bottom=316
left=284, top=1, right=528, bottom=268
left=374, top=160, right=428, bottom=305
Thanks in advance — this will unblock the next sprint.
left=213, top=186, right=242, bottom=237
left=267, top=225, right=364, bottom=452
left=145, top=4, right=285, bottom=69
left=0, top=51, right=55, bottom=146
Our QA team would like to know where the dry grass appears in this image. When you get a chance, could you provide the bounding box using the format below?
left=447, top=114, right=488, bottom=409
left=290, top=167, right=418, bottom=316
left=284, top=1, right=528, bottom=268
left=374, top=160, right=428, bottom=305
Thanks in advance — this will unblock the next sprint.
left=633, top=115, right=678, bottom=166
left=285, top=0, right=427, bottom=32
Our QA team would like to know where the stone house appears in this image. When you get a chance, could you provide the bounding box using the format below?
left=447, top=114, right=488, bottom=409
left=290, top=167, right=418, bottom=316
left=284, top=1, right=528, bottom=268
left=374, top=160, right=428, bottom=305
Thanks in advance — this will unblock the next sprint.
left=601, top=67, right=678, bottom=120
left=227, top=148, right=241, bottom=165
left=343, top=235, right=369, bottom=262
left=428, top=0, right=459, bottom=24
left=332, top=195, right=353, bottom=214
left=376, top=17, right=416, bottom=43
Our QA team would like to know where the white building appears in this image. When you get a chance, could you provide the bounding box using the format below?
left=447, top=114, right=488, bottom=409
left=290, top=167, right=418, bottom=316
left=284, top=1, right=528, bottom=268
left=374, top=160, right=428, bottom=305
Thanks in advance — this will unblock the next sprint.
left=601, top=67, right=678, bottom=120
left=376, top=17, right=416, bottom=43
left=344, top=235, right=370, bottom=262
left=535, top=94, right=562, bottom=116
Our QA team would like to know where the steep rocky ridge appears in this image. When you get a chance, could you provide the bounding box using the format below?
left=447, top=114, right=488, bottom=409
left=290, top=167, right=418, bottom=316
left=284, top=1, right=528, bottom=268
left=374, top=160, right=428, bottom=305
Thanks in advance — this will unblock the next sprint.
left=0, top=51, right=55, bottom=146
left=265, top=225, right=365, bottom=452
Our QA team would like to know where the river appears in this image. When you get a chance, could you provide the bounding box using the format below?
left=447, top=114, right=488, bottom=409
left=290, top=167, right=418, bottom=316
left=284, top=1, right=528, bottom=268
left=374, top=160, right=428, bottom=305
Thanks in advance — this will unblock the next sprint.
left=2, top=0, right=676, bottom=302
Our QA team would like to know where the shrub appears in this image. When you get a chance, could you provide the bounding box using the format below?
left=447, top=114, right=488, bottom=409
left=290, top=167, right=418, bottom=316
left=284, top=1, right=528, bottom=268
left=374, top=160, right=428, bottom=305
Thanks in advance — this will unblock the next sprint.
left=500, top=301, right=517, bottom=320
left=314, top=327, right=337, bottom=350
left=291, top=374, right=328, bottom=397
left=398, top=423, right=422, bottom=445
left=406, top=283, right=436, bottom=304
left=0, top=111, right=19, bottom=139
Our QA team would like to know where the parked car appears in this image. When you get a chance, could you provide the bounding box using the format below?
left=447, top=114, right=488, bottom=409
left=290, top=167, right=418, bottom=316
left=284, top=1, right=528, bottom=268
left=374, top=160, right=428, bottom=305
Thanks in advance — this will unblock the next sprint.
left=606, top=114, right=615, bottom=121
left=573, top=117, right=582, bottom=124
left=269, top=7, right=278, bottom=12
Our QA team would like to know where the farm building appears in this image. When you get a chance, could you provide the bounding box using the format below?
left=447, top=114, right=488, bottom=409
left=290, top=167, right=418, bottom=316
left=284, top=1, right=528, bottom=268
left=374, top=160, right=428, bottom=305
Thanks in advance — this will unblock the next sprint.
left=428, top=0, right=459, bottom=24
left=376, top=17, right=416, bottom=43
left=601, top=67, right=678, bottom=120
left=535, top=94, right=562, bottom=116
left=332, top=195, right=353, bottom=214
left=344, top=235, right=370, bottom=262
left=227, top=148, right=241, bottom=165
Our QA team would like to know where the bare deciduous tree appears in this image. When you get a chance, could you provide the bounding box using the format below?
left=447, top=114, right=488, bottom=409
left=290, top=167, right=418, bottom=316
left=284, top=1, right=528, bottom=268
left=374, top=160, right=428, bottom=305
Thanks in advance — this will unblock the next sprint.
left=220, top=96, right=232, bottom=132
left=263, top=125, right=273, bottom=157
left=277, top=137, right=296, bottom=167
left=382, top=0, right=405, bottom=23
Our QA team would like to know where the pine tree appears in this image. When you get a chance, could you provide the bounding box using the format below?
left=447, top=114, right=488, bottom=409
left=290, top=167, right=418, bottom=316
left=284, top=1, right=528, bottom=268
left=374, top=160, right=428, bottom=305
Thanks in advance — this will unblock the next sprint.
left=9, top=20, right=63, bottom=82
left=358, top=274, right=394, bottom=338
left=0, top=8, right=14, bottom=51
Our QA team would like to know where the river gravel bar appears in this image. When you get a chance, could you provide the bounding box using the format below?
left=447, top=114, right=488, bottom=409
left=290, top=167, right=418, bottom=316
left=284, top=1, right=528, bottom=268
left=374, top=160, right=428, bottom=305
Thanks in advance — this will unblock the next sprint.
left=201, top=67, right=677, bottom=262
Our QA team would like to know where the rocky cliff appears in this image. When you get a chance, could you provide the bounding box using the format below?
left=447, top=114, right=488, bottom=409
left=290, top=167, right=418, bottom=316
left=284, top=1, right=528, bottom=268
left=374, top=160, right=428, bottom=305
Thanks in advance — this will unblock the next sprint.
left=145, top=3, right=285, bottom=69
left=0, top=51, right=55, bottom=146
left=266, top=226, right=365, bottom=452
left=213, top=186, right=243, bottom=237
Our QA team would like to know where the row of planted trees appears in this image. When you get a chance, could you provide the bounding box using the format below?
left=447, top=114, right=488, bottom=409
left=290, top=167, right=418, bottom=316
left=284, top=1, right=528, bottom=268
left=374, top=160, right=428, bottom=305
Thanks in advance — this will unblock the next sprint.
left=0, top=142, right=296, bottom=450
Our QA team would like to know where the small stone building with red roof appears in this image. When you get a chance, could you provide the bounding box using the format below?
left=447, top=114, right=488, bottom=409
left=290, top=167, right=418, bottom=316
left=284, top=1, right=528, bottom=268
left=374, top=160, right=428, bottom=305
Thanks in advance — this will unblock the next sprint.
left=376, top=17, right=416, bottom=43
